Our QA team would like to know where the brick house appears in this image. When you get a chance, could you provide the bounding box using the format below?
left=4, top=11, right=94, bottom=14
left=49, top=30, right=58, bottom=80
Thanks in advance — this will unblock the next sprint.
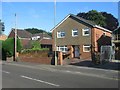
left=8, top=28, right=52, bottom=50
left=8, top=28, right=32, bottom=49
left=51, top=14, right=112, bottom=60
left=40, top=38, right=52, bottom=51
left=31, top=33, right=52, bottom=51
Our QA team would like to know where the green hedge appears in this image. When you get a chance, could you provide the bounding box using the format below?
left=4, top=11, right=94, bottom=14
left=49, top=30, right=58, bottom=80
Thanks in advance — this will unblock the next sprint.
left=2, top=38, right=22, bottom=57
left=21, top=40, right=49, bottom=54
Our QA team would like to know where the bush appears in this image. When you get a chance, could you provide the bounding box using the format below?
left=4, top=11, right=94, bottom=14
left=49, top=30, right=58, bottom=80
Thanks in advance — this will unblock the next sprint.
left=2, top=38, right=22, bottom=57
left=21, top=40, right=49, bottom=54
left=92, top=52, right=100, bottom=65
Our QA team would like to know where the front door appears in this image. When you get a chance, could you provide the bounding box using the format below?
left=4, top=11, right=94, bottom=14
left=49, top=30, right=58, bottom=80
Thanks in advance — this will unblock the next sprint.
left=74, top=45, right=80, bottom=58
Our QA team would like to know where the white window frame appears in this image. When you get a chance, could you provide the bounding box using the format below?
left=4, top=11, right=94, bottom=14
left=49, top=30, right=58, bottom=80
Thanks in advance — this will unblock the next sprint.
left=57, top=46, right=68, bottom=52
left=57, top=31, right=65, bottom=38
left=82, top=28, right=90, bottom=36
left=83, top=45, right=91, bottom=52
left=72, top=29, right=78, bottom=37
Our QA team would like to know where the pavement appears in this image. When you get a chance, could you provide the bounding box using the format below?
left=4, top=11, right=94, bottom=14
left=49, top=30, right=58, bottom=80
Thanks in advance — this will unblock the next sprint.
left=70, top=60, right=120, bottom=71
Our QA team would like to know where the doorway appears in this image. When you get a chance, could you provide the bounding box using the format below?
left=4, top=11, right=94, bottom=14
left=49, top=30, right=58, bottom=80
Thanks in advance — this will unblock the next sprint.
left=74, top=45, right=80, bottom=58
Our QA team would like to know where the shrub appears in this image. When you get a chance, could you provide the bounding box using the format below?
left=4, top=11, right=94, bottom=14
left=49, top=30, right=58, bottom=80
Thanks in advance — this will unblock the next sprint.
left=31, top=40, right=41, bottom=50
left=92, top=52, right=100, bottom=65
left=2, top=38, right=22, bottom=57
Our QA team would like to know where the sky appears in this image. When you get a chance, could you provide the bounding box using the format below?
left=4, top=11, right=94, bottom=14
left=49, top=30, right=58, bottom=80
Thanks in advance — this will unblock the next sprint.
left=1, top=2, right=119, bottom=35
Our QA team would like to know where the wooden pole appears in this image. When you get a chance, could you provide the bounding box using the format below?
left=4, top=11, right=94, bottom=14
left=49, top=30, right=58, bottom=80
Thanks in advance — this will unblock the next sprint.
left=14, top=13, right=17, bottom=61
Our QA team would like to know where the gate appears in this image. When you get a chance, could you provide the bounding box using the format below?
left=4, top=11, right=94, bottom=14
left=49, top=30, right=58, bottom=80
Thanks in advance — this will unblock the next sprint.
left=100, top=45, right=113, bottom=63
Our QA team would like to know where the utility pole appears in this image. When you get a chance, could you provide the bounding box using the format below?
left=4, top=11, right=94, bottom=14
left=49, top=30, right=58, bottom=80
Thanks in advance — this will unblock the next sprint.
left=54, top=0, right=57, bottom=66
left=14, top=13, right=17, bottom=61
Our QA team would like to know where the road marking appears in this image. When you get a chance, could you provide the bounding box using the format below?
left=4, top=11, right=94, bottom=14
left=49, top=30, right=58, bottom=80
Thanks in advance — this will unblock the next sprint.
left=65, top=70, right=71, bottom=73
left=21, top=75, right=60, bottom=87
left=0, top=70, right=10, bottom=74
left=0, top=69, right=10, bottom=74
left=4, top=62, right=119, bottom=80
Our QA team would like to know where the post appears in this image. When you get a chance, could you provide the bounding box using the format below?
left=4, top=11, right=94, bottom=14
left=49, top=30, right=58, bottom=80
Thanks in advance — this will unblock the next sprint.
left=54, top=0, right=57, bottom=65
left=14, top=13, right=17, bottom=61
left=59, top=51, right=63, bottom=65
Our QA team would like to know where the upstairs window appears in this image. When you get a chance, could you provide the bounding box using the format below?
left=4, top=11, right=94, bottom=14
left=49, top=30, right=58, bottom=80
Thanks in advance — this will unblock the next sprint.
left=57, top=31, right=65, bottom=38
left=82, top=28, right=90, bottom=36
left=72, top=29, right=78, bottom=37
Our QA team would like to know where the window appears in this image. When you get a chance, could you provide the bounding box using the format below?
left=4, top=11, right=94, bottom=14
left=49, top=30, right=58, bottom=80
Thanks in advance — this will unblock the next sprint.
left=31, top=36, right=40, bottom=40
left=83, top=45, right=91, bottom=52
left=57, top=31, right=65, bottom=38
left=72, top=29, right=78, bottom=37
left=82, top=28, right=90, bottom=36
left=57, top=46, right=68, bottom=52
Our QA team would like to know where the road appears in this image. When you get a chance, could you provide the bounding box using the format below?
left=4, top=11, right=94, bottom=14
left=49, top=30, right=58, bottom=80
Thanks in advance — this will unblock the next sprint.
left=1, top=62, right=119, bottom=88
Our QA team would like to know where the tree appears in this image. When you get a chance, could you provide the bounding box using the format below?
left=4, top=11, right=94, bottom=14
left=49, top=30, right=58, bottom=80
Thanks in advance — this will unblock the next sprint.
left=25, top=28, right=52, bottom=37
left=101, top=12, right=119, bottom=31
left=77, top=10, right=119, bottom=31
left=77, top=10, right=106, bottom=26
left=2, top=38, right=22, bottom=57
left=25, top=28, right=45, bottom=34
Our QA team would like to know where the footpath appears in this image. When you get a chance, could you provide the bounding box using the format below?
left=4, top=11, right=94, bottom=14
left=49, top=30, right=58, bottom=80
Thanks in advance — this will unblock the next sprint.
left=2, top=60, right=119, bottom=81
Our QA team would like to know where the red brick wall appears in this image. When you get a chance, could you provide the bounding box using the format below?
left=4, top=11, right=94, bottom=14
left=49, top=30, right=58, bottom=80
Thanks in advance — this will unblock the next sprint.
left=92, top=27, right=112, bottom=52
left=19, top=57, right=51, bottom=64
left=19, top=51, right=52, bottom=64
left=79, top=44, right=91, bottom=60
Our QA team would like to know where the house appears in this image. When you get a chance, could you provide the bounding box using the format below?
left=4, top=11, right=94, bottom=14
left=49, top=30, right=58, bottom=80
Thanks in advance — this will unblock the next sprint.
left=32, top=33, right=51, bottom=40
left=32, top=33, right=52, bottom=51
left=8, top=28, right=32, bottom=49
left=51, top=14, right=112, bottom=60
left=0, top=34, right=7, bottom=41
left=40, top=38, right=52, bottom=51
left=112, top=27, right=120, bottom=60
left=8, top=28, right=52, bottom=50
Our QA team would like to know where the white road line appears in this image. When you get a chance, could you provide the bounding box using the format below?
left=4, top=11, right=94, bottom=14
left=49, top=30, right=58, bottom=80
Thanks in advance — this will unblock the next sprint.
left=0, top=69, right=10, bottom=74
left=20, top=75, right=60, bottom=87
left=0, top=70, right=10, bottom=74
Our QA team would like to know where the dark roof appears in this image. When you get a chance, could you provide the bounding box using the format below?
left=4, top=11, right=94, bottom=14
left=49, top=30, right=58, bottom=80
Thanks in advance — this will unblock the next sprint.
left=40, top=39, right=52, bottom=45
left=70, top=14, right=96, bottom=26
left=51, top=14, right=111, bottom=33
left=12, top=28, right=32, bottom=38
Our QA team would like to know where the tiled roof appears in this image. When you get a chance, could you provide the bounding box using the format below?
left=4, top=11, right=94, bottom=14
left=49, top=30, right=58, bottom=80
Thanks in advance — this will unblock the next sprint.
left=40, top=39, right=52, bottom=45
left=51, top=14, right=111, bottom=33
left=11, top=28, right=32, bottom=38
left=70, top=14, right=96, bottom=26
